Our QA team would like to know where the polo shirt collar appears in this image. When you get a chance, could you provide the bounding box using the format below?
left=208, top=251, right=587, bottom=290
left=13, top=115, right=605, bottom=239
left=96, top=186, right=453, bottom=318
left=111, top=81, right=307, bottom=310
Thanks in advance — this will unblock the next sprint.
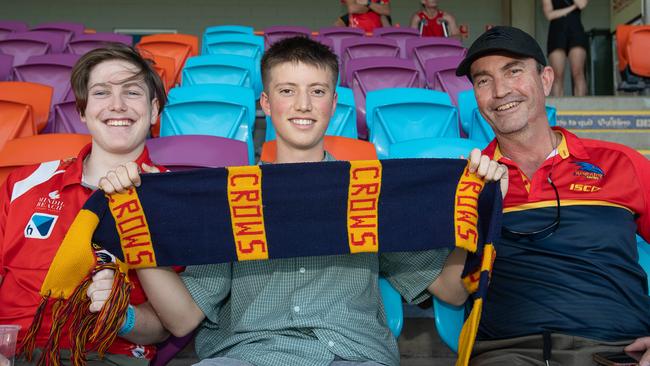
left=59, top=143, right=154, bottom=189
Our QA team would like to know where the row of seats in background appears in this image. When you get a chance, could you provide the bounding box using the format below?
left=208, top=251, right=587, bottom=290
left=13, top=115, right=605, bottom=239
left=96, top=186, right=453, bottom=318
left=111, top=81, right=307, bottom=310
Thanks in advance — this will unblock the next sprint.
left=0, top=21, right=557, bottom=167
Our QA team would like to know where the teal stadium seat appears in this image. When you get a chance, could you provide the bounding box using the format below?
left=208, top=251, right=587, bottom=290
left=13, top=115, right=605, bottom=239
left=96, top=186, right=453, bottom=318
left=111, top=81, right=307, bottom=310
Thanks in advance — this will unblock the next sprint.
left=201, top=34, right=264, bottom=98
left=264, top=86, right=357, bottom=141
left=181, top=54, right=261, bottom=99
left=379, top=277, right=403, bottom=337
left=457, top=89, right=557, bottom=142
left=202, top=25, right=254, bottom=54
left=366, top=88, right=459, bottom=159
left=161, top=84, right=256, bottom=164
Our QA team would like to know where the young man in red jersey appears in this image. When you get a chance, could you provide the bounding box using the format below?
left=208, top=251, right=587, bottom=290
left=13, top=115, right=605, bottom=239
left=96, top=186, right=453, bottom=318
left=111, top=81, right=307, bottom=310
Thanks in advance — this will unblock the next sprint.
left=0, top=43, right=169, bottom=365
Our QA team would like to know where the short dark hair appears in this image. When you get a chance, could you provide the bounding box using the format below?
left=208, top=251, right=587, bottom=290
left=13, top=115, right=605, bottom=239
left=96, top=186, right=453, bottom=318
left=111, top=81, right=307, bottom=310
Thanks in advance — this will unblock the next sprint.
left=261, top=36, right=339, bottom=90
left=71, top=43, right=167, bottom=116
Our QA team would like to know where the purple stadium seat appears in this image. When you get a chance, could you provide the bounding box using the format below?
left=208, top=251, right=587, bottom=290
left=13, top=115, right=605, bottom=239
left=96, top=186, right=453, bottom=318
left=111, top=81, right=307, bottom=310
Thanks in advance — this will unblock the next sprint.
left=263, top=26, right=311, bottom=49
left=49, top=100, right=89, bottom=134
left=145, top=134, right=249, bottom=171
left=12, top=54, right=80, bottom=107
left=345, top=57, right=419, bottom=139
left=424, top=56, right=471, bottom=106
left=66, top=33, right=133, bottom=54
left=0, top=20, right=28, bottom=40
left=317, top=26, right=365, bottom=58
left=339, top=37, right=400, bottom=85
left=405, top=37, right=466, bottom=86
left=31, top=21, right=85, bottom=46
left=149, top=333, right=195, bottom=366
left=0, top=31, right=67, bottom=65
left=373, top=27, right=420, bottom=57
left=0, top=54, right=13, bottom=81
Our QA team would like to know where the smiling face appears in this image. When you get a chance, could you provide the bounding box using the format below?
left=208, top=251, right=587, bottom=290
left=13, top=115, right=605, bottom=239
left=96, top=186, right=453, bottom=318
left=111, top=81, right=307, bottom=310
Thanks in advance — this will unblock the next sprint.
left=81, top=59, right=158, bottom=157
left=470, top=54, right=553, bottom=137
left=260, top=61, right=337, bottom=162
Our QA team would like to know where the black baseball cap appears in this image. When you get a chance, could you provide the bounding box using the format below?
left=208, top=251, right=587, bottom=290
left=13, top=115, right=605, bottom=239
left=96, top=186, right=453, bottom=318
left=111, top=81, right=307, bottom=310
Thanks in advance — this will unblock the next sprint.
left=456, top=26, right=547, bottom=78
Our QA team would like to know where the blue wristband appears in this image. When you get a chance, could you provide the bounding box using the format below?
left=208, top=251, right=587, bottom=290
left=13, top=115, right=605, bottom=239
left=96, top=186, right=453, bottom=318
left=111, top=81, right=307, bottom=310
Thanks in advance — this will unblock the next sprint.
left=118, top=305, right=136, bottom=336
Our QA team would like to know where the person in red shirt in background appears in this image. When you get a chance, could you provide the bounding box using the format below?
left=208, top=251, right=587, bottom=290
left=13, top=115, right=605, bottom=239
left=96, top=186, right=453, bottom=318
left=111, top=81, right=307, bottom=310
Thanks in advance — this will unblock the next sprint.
left=0, top=43, right=169, bottom=365
left=410, top=0, right=460, bottom=38
left=344, top=0, right=391, bottom=33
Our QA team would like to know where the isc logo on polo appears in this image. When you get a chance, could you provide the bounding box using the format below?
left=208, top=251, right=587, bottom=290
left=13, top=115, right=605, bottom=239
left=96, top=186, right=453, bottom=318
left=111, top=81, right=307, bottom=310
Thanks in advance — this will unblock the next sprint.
left=24, top=212, right=59, bottom=239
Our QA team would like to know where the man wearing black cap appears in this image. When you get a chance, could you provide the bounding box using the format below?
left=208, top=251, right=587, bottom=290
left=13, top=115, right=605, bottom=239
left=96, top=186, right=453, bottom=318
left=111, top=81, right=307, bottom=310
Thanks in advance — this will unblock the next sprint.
left=456, top=26, right=650, bottom=366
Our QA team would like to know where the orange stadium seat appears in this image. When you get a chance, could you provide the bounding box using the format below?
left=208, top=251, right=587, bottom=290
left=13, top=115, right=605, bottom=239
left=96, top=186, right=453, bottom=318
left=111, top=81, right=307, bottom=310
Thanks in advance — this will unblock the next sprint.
left=148, top=53, right=176, bottom=91
left=0, top=100, right=36, bottom=152
left=0, top=133, right=91, bottom=184
left=0, top=81, right=53, bottom=132
left=260, top=135, right=378, bottom=163
left=137, top=34, right=199, bottom=86
left=627, top=28, right=650, bottom=78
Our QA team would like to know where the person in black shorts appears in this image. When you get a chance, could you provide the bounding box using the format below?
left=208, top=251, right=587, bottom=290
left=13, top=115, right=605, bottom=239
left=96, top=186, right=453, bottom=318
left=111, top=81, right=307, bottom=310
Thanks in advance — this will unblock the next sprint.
left=542, top=0, right=588, bottom=96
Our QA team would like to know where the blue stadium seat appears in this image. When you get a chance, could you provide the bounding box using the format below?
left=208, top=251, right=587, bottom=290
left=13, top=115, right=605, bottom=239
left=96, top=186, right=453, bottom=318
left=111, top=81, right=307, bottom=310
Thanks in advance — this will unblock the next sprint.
left=202, top=25, right=254, bottom=54
left=379, top=277, right=403, bottom=337
left=435, top=235, right=650, bottom=354
left=264, top=86, right=357, bottom=141
left=181, top=54, right=261, bottom=99
left=459, top=89, right=557, bottom=142
left=366, top=88, right=459, bottom=159
left=387, top=137, right=487, bottom=159
left=162, top=84, right=256, bottom=164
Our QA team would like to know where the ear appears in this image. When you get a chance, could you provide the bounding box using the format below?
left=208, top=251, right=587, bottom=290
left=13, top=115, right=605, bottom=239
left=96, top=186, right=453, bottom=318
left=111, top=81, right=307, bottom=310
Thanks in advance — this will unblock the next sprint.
left=150, top=98, right=160, bottom=125
left=260, top=91, right=271, bottom=117
left=330, top=91, right=338, bottom=119
left=541, top=66, right=554, bottom=97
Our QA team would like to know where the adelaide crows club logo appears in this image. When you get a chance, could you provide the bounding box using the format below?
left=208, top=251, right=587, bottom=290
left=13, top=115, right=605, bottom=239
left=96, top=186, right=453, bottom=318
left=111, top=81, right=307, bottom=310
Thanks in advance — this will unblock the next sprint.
left=24, top=213, right=59, bottom=239
left=573, top=162, right=605, bottom=180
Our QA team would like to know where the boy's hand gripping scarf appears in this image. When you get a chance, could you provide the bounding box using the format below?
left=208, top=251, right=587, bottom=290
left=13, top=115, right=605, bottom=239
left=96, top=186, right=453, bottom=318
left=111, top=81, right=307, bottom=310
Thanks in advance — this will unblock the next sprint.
left=23, top=158, right=501, bottom=366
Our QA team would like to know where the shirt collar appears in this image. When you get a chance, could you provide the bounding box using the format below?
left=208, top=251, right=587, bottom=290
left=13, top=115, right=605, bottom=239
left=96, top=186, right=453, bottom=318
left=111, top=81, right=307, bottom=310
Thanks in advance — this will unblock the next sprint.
left=59, top=143, right=154, bottom=189
left=483, top=126, right=589, bottom=165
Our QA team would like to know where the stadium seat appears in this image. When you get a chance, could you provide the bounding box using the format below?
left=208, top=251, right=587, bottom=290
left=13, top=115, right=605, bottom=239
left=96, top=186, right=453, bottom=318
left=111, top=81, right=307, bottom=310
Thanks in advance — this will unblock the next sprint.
left=339, top=37, right=400, bottom=85
left=457, top=89, right=475, bottom=136
left=146, top=135, right=249, bottom=171
left=0, top=31, right=66, bottom=66
left=615, top=24, right=650, bottom=92
left=627, top=28, right=650, bottom=78
left=366, top=88, right=459, bottom=158
left=201, top=34, right=264, bottom=95
left=66, top=33, right=133, bottom=54
left=31, top=22, right=85, bottom=47
left=0, top=54, right=12, bottom=81
left=263, top=25, right=311, bottom=49
left=0, top=100, right=36, bottom=151
left=137, top=34, right=199, bottom=86
left=406, top=37, right=466, bottom=86
left=181, top=54, right=261, bottom=98
left=0, top=133, right=90, bottom=184
left=424, top=56, right=471, bottom=106
left=264, top=86, right=357, bottom=141
left=50, top=100, right=88, bottom=134
left=0, top=81, right=53, bottom=132
left=260, top=135, right=377, bottom=163
left=435, top=234, right=650, bottom=354
left=379, top=277, right=403, bottom=338
left=202, top=25, right=254, bottom=54
left=387, top=137, right=487, bottom=159
left=12, top=54, right=80, bottom=112
left=162, top=84, right=256, bottom=164
left=147, top=53, right=176, bottom=91
left=372, top=27, right=419, bottom=58
left=0, top=20, right=28, bottom=39
left=346, top=57, right=420, bottom=140
left=317, top=26, right=365, bottom=58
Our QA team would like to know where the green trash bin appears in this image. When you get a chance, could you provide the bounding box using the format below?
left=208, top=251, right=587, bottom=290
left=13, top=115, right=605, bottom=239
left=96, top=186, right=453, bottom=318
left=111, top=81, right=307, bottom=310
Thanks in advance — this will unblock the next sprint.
left=587, top=29, right=614, bottom=95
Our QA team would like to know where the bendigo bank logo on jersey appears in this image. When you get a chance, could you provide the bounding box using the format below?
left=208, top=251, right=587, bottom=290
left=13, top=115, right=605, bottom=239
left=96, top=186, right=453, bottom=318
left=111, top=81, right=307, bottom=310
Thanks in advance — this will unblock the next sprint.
left=24, top=213, right=59, bottom=239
